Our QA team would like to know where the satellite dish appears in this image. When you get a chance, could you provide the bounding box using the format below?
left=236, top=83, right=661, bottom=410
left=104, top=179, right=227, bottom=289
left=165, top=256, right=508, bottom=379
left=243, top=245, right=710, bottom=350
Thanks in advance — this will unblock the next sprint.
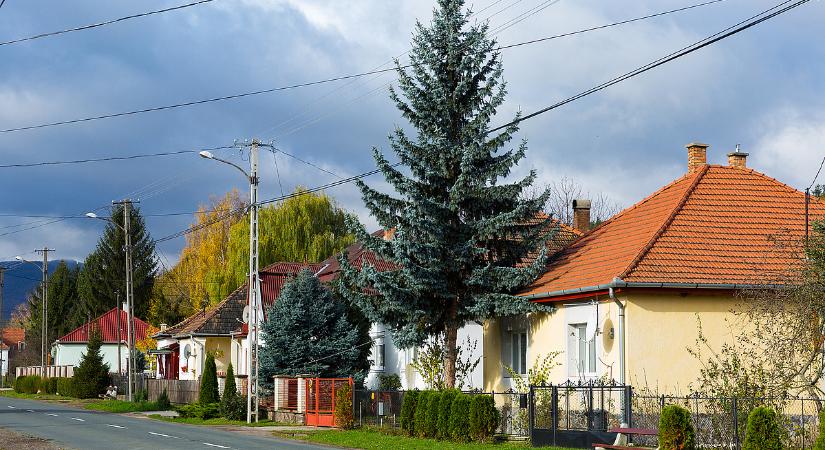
left=242, top=306, right=250, bottom=324
left=182, top=344, right=191, bottom=360
left=585, top=308, right=598, bottom=342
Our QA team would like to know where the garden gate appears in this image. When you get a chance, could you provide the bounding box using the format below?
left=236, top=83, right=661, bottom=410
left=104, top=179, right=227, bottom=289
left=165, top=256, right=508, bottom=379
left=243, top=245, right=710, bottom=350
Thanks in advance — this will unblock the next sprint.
left=305, top=377, right=352, bottom=427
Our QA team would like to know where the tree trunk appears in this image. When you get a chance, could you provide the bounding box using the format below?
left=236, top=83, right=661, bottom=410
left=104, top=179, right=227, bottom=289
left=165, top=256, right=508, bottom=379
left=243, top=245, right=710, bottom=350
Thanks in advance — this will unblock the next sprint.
left=444, top=299, right=459, bottom=388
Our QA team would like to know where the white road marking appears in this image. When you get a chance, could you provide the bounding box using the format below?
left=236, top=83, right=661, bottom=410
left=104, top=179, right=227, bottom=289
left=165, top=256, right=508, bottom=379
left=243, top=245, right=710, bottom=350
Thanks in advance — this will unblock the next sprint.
left=148, top=431, right=180, bottom=439
left=6, top=405, right=15, bottom=408
left=202, top=443, right=230, bottom=449
left=47, top=413, right=59, bottom=417
left=70, top=417, right=84, bottom=422
left=27, top=409, right=35, bottom=412
left=106, top=424, right=126, bottom=429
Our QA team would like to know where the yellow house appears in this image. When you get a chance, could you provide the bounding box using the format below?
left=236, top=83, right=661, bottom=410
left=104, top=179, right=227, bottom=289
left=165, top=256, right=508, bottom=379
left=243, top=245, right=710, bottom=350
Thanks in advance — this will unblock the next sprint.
left=484, top=143, right=824, bottom=393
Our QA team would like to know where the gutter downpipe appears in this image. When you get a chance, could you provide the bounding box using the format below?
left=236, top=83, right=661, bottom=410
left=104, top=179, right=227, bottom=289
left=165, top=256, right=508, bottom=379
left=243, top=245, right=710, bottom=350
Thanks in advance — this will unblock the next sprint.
left=609, top=279, right=627, bottom=426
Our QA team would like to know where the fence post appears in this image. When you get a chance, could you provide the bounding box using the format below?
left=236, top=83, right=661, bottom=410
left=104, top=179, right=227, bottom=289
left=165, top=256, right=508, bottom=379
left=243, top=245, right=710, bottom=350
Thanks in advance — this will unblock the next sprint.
left=587, top=383, right=594, bottom=431
left=625, top=386, right=633, bottom=427
left=552, top=385, right=559, bottom=446
left=528, top=385, right=535, bottom=441
left=732, top=397, right=739, bottom=450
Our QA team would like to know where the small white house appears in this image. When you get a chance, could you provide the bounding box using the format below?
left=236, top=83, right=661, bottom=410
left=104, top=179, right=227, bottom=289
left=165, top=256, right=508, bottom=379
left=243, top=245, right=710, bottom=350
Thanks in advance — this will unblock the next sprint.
left=52, top=307, right=150, bottom=374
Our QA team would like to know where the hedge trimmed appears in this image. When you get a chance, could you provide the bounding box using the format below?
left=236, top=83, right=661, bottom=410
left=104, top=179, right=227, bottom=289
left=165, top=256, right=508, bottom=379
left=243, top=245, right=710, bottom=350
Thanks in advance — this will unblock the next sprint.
left=400, top=390, right=419, bottom=436
left=469, top=394, right=499, bottom=442
left=816, top=409, right=825, bottom=450
left=437, top=389, right=458, bottom=439
left=335, top=383, right=354, bottom=430
left=14, top=375, right=41, bottom=394
left=659, top=404, right=695, bottom=450
left=449, top=392, right=472, bottom=442
left=414, top=391, right=431, bottom=437
left=57, top=377, right=74, bottom=397
left=743, top=406, right=784, bottom=450
left=423, top=391, right=442, bottom=438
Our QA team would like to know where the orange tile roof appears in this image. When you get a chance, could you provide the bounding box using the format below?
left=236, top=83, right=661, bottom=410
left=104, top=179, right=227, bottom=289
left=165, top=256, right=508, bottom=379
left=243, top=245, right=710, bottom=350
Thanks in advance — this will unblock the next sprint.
left=1, top=327, right=24, bottom=347
left=522, top=165, right=825, bottom=298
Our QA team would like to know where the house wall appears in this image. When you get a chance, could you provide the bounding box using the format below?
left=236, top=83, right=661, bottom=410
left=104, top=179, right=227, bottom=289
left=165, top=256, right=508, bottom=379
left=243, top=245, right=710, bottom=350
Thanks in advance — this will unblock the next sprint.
left=1, top=348, right=8, bottom=377
left=53, top=343, right=129, bottom=373
left=175, top=336, right=207, bottom=381
left=483, top=291, right=741, bottom=393
left=204, top=337, right=232, bottom=374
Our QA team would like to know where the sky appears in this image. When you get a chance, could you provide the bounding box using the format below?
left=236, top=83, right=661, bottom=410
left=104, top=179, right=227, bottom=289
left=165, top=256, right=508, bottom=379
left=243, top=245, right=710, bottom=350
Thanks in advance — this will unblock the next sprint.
left=0, top=0, right=824, bottom=270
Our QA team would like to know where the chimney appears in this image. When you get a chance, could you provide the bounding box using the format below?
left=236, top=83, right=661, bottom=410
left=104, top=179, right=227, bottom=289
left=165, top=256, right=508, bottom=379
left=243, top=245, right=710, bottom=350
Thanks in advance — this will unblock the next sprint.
left=685, top=142, right=709, bottom=173
left=727, top=144, right=748, bottom=169
left=383, top=228, right=395, bottom=241
left=572, top=199, right=592, bottom=232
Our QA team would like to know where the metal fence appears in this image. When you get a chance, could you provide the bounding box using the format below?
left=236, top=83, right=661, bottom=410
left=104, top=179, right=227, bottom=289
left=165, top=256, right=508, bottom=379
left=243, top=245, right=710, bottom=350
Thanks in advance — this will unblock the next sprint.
left=490, top=390, right=529, bottom=437
left=354, top=389, right=405, bottom=428
left=633, top=394, right=822, bottom=450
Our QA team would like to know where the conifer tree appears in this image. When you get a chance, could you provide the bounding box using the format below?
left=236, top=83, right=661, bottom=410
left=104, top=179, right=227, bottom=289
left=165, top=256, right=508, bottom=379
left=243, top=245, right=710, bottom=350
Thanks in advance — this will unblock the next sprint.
left=260, top=270, right=366, bottom=382
left=199, top=352, right=219, bottom=404
left=338, top=0, right=552, bottom=387
left=26, top=261, right=82, bottom=346
left=73, top=330, right=111, bottom=398
left=78, top=205, right=157, bottom=319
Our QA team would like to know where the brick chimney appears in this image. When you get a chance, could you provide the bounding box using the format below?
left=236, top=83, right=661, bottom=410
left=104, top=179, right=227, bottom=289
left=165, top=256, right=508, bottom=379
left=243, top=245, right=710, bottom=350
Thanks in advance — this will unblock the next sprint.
left=685, top=142, right=709, bottom=173
left=727, top=144, right=748, bottom=169
left=572, top=199, right=591, bottom=232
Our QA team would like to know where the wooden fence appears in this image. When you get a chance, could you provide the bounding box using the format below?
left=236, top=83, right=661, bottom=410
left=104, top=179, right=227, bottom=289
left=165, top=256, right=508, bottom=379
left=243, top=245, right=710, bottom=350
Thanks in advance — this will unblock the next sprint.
left=147, top=379, right=200, bottom=405
left=15, top=365, right=74, bottom=378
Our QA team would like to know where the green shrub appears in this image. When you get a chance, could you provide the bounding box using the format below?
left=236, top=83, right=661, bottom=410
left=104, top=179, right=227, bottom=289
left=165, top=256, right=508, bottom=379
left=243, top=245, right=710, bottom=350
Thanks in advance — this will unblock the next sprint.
left=41, top=377, right=58, bottom=394
left=437, top=389, right=458, bottom=439
left=177, top=402, right=220, bottom=419
left=659, top=404, right=695, bottom=450
left=377, top=373, right=402, bottom=391
left=334, top=383, right=354, bottom=430
left=469, top=394, right=499, bottom=442
left=414, top=390, right=431, bottom=437
left=400, top=390, right=419, bottom=436
left=156, top=389, right=171, bottom=411
left=199, top=353, right=219, bottom=404
left=743, top=406, right=784, bottom=450
left=423, top=391, right=441, bottom=438
left=815, top=409, right=825, bottom=450
left=449, top=392, right=472, bottom=442
left=14, top=375, right=42, bottom=394
left=134, top=389, right=148, bottom=402
left=72, top=331, right=111, bottom=398
left=220, top=363, right=243, bottom=420
left=56, top=377, right=74, bottom=397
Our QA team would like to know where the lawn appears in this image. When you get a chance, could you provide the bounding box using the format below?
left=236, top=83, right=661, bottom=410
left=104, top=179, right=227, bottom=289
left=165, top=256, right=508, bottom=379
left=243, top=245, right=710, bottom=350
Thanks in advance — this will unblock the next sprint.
left=0, top=390, right=73, bottom=402
left=84, top=399, right=165, bottom=413
left=147, top=414, right=288, bottom=427
left=275, top=428, right=577, bottom=450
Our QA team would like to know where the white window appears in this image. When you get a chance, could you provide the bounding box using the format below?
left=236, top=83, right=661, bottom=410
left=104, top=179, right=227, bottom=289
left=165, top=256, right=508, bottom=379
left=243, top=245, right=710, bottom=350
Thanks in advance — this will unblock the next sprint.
left=373, top=342, right=385, bottom=370
left=569, top=323, right=596, bottom=376
left=511, top=331, right=528, bottom=375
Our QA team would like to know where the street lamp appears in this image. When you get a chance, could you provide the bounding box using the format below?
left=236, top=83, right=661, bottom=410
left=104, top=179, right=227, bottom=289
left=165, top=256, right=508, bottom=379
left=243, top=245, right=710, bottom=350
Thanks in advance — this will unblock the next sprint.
left=16, top=254, right=50, bottom=377
left=200, top=143, right=260, bottom=423
left=86, top=209, right=137, bottom=402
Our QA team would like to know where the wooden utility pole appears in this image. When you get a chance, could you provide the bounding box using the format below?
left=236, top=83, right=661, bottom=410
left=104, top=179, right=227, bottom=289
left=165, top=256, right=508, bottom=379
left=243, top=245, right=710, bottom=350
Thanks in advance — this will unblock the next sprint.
left=34, top=248, right=54, bottom=375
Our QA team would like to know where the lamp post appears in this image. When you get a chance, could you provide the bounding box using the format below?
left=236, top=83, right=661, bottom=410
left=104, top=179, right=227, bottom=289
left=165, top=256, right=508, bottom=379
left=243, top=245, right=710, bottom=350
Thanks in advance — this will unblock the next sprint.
left=16, top=248, right=53, bottom=377
left=200, top=142, right=260, bottom=423
left=86, top=207, right=136, bottom=401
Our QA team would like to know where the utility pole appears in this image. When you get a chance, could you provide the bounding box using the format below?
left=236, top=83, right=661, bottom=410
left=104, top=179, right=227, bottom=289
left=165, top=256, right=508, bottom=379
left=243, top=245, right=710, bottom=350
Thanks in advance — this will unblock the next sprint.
left=116, top=290, right=121, bottom=375
left=113, top=199, right=137, bottom=401
left=0, top=266, right=5, bottom=386
left=34, top=248, right=54, bottom=376
left=247, top=140, right=260, bottom=423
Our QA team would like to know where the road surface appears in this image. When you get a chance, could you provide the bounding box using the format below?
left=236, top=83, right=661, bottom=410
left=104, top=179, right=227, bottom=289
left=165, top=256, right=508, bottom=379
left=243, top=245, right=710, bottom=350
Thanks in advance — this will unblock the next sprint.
left=0, top=396, right=329, bottom=450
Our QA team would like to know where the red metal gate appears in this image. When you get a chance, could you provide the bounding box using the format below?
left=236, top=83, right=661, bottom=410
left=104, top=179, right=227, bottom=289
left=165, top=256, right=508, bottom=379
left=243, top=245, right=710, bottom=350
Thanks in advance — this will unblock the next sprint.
left=305, top=377, right=352, bottom=427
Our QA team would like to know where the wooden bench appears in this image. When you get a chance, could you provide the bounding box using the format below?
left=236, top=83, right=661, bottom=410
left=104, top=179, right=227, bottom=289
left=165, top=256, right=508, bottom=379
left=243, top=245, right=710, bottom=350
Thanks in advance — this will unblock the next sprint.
left=592, top=427, right=658, bottom=450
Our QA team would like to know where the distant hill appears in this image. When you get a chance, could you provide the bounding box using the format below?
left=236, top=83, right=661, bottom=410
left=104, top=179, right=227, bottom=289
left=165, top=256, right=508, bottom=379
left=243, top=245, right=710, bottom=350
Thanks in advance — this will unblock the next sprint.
left=1, top=260, right=81, bottom=321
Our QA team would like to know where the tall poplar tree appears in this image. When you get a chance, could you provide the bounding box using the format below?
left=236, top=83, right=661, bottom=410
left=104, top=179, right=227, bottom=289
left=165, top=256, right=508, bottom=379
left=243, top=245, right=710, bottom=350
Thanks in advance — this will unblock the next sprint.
left=338, top=0, right=553, bottom=388
left=78, top=204, right=157, bottom=319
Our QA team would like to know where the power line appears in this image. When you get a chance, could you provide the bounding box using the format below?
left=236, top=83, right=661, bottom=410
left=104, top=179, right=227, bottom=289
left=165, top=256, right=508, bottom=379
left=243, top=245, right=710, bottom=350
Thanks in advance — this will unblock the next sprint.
left=489, top=0, right=810, bottom=134
left=0, top=0, right=215, bottom=47
left=808, top=156, right=825, bottom=191
left=0, top=0, right=6, bottom=11
left=0, top=0, right=725, bottom=135
left=0, top=146, right=232, bottom=169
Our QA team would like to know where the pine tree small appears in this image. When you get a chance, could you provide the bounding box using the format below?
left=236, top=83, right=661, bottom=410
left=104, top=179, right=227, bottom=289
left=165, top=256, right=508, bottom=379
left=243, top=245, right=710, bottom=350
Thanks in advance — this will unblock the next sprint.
left=72, top=330, right=111, bottom=399
left=199, top=353, right=219, bottom=404
left=220, top=363, right=244, bottom=420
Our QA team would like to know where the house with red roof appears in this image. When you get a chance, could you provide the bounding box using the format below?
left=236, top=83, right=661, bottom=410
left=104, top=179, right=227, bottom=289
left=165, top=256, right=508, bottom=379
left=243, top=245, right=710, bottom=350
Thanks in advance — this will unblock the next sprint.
left=483, top=142, right=824, bottom=392
left=1, top=327, right=25, bottom=377
left=52, top=307, right=150, bottom=374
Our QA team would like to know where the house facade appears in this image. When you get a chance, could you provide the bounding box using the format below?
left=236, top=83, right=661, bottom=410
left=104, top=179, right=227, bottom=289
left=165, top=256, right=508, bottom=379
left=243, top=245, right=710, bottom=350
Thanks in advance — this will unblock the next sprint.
left=52, top=307, right=150, bottom=373
left=1, top=327, right=25, bottom=378
left=484, top=143, right=823, bottom=392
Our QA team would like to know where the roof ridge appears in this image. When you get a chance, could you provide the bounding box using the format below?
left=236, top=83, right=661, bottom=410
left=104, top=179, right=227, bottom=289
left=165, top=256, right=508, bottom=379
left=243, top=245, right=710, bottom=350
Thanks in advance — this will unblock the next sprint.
left=619, top=164, right=709, bottom=279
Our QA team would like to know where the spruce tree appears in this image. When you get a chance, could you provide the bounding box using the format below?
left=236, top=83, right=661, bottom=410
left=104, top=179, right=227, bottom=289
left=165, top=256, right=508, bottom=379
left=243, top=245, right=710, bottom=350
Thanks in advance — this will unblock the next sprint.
left=78, top=204, right=157, bottom=319
left=26, top=261, right=82, bottom=347
left=73, top=330, right=111, bottom=398
left=199, top=353, right=219, bottom=404
left=260, top=270, right=365, bottom=381
left=338, top=0, right=552, bottom=387
left=220, top=363, right=244, bottom=420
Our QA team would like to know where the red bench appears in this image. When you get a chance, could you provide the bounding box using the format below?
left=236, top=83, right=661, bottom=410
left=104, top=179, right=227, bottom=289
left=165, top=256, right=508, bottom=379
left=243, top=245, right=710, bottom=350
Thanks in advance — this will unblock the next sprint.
left=592, top=427, right=658, bottom=450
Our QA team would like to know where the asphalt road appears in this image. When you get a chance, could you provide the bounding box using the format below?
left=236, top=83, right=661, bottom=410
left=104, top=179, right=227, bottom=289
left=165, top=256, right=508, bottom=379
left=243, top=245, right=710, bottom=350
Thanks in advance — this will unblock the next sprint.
left=0, top=396, right=329, bottom=450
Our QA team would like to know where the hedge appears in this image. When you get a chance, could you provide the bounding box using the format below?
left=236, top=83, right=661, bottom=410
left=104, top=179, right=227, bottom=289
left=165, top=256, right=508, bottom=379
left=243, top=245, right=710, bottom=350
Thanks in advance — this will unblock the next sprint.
left=414, top=391, right=431, bottom=437
left=177, top=402, right=220, bottom=419
left=437, top=389, right=458, bottom=439
left=41, top=377, right=58, bottom=395
left=335, top=383, right=354, bottom=430
left=449, top=392, right=472, bottom=442
left=743, top=406, right=784, bottom=450
left=659, top=404, right=695, bottom=450
left=423, top=391, right=442, bottom=438
left=469, top=394, right=499, bottom=442
left=14, top=375, right=41, bottom=394
left=400, top=390, right=419, bottom=436
left=816, top=409, right=825, bottom=450
left=57, top=377, right=74, bottom=397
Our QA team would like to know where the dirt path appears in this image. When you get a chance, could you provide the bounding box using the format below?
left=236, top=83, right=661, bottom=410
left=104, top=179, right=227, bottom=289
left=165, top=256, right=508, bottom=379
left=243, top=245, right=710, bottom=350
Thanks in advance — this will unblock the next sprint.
left=0, top=426, right=71, bottom=450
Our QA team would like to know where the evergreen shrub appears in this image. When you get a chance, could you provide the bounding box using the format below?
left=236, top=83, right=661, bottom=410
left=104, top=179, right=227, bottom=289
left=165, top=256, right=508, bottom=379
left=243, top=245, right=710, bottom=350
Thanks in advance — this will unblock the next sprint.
left=177, top=402, right=220, bottom=419
left=377, top=373, right=402, bottom=391
left=437, top=389, right=458, bottom=439
left=56, top=377, right=74, bottom=397
left=199, top=353, right=219, bottom=404
left=220, top=363, right=244, bottom=420
left=743, top=406, right=784, bottom=450
left=424, top=391, right=441, bottom=438
left=659, top=404, right=695, bottom=450
left=815, top=409, right=825, bottom=450
left=134, top=389, right=148, bottom=402
left=14, top=375, right=41, bottom=394
left=41, top=377, right=58, bottom=394
left=334, top=383, right=354, bottom=430
left=72, top=332, right=111, bottom=398
left=469, top=394, right=499, bottom=442
left=414, top=391, right=431, bottom=437
left=449, top=392, right=471, bottom=442
left=400, top=390, right=419, bottom=436
left=156, top=389, right=171, bottom=411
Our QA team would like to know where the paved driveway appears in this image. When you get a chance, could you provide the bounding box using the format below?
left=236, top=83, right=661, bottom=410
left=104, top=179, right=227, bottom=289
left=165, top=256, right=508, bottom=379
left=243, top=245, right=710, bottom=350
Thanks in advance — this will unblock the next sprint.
left=0, top=396, right=331, bottom=450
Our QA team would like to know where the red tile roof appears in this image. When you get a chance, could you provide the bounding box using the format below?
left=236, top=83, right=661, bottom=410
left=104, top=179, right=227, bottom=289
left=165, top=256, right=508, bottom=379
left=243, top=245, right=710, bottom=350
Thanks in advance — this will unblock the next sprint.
left=56, top=308, right=150, bottom=344
left=522, top=165, right=825, bottom=298
left=1, top=327, right=24, bottom=347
